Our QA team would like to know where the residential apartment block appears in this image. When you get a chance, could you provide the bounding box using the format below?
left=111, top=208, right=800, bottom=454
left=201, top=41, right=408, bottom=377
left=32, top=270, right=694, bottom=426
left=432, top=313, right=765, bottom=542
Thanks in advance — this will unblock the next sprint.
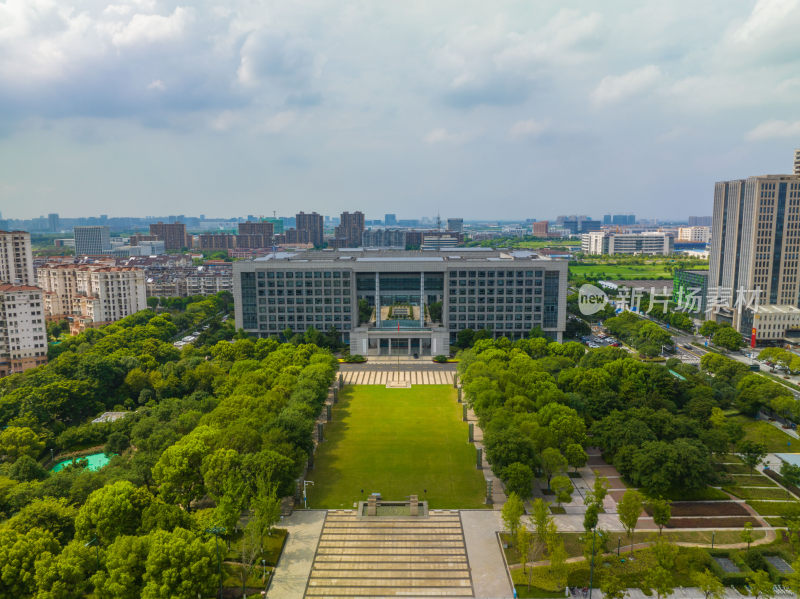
left=296, top=212, right=323, bottom=247
left=145, top=262, right=233, bottom=297
left=0, top=230, right=35, bottom=286
left=37, top=264, right=147, bottom=333
left=150, top=222, right=190, bottom=250
left=333, top=211, right=365, bottom=248
left=677, top=226, right=711, bottom=243
left=233, top=248, right=568, bottom=356
left=581, top=231, right=673, bottom=255
left=0, top=285, right=48, bottom=376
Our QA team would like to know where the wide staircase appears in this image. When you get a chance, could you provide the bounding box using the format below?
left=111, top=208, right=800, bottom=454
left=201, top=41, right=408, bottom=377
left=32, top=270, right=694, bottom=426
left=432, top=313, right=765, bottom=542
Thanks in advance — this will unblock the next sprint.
left=305, top=510, right=474, bottom=598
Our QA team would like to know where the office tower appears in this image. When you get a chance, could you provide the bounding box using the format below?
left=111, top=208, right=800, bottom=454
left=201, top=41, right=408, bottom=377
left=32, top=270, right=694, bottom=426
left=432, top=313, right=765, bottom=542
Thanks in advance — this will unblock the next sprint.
left=48, top=213, right=60, bottom=232
left=795, top=149, right=800, bottom=176
left=446, top=218, right=464, bottom=233
left=581, top=231, right=673, bottom=255
left=385, top=214, right=397, bottom=226
left=0, top=231, right=35, bottom=285
left=603, top=215, right=611, bottom=225
left=38, top=264, right=147, bottom=331
left=531, top=221, right=549, bottom=237
left=709, top=174, right=800, bottom=335
left=150, top=222, right=189, bottom=251
left=688, top=216, right=713, bottom=227
left=296, top=212, right=323, bottom=247
left=234, top=248, right=568, bottom=353
left=0, top=285, right=48, bottom=376
left=74, top=226, right=111, bottom=256
left=265, top=217, right=284, bottom=234
left=334, top=212, right=365, bottom=247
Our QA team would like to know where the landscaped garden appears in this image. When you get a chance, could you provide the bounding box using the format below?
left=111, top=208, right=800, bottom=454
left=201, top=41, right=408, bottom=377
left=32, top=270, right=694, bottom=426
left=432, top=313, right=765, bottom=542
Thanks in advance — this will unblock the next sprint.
left=307, top=385, right=486, bottom=509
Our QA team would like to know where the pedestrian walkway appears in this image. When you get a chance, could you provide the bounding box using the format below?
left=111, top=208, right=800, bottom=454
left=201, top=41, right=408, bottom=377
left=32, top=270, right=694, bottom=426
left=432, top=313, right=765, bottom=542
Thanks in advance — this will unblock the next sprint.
left=460, top=511, right=514, bottom=599
left=269, top=510, right=327, bottom=599
left=342, top=369, right=455, bottom=385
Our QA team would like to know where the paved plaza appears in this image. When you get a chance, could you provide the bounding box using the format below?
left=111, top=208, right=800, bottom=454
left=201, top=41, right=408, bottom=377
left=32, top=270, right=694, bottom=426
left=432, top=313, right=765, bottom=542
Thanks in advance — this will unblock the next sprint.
left=341, top=369, right=456, bottom=385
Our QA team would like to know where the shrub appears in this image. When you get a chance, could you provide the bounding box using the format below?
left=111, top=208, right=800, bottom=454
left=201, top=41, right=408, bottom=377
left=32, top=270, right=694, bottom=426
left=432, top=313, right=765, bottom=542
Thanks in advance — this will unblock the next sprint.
left=433, top=355, right=448, bottom=363
left=343, top=354, right=366, bottom=363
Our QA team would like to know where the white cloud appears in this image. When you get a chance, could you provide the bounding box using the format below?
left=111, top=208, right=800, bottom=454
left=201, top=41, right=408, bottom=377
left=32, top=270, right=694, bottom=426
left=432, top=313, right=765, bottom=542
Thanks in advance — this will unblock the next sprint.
left=509, top=119, right=549, bottom=139
left=591, top=65, right=662, bottom=105
left=746, top=119, right=800, bottom=140
left=110, top=7, right=190, bottom=48
left=722, top=0, right=800, bottom=64
left=261, top=111, right=296, bottom=133
left=147, top=79, right=166, bottom=91
left=424, top=128, right=467, bottom=144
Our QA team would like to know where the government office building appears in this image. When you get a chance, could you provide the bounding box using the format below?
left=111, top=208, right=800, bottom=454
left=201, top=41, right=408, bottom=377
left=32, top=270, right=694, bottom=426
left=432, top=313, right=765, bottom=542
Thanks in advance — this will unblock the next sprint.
left=233, top=248, right=568, bottom=356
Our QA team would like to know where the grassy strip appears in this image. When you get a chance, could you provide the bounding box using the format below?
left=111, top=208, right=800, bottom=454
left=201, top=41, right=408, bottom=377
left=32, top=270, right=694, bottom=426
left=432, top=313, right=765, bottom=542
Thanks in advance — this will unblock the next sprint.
left=722, top=486, right=795, bottom=500
left=722, top=474, right=778, bottom=485
left=747, top=500, right=800, bottom=517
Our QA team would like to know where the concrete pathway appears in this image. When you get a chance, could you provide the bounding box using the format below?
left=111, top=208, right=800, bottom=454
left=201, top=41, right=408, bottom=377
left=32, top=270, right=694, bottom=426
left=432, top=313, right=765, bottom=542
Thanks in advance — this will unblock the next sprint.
left=268, top=510, right=326, bottom=599
left=460, top=511, right=514, bottom=599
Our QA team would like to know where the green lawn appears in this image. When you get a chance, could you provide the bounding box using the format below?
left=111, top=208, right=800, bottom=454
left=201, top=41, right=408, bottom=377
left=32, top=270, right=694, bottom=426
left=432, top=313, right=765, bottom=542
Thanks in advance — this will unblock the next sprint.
left=730, top=416, right=799, bottom=452
left=569, top=264, right=678, bottom=280
left=307, top=385, right=486, bottom=509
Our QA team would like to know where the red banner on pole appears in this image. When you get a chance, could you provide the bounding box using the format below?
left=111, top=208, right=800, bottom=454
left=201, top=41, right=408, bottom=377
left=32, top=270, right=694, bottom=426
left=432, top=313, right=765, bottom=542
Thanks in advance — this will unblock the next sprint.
left=751, top=327, right=757, bottom=349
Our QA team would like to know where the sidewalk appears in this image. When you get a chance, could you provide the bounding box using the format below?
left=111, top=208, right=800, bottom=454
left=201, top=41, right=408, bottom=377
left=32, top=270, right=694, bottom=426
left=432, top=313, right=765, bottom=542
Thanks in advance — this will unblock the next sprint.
left=267, top=510, right=326, bottom=599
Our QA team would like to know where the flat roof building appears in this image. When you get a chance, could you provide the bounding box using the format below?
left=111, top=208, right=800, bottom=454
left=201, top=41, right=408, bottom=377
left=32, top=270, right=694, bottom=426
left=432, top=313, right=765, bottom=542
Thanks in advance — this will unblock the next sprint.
left=74, top=226, right=111, bottom=256
left=0, top=230, right=35, bottom=286
left=233, top=248, right=568, bottom=356
left=581, top=231, right=673, bottom=255
left=0, top=284, right=48, bottom=377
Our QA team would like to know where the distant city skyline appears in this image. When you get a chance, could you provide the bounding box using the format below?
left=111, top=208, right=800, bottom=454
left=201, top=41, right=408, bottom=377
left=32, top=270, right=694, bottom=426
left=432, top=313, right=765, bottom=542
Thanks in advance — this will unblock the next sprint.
left=1, top=1, right=799, bottom=219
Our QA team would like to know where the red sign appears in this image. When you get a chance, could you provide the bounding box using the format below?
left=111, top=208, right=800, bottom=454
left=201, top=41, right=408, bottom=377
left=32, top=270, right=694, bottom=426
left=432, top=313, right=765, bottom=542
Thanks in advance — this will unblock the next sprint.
left=751, top=327, right=757, bottom=349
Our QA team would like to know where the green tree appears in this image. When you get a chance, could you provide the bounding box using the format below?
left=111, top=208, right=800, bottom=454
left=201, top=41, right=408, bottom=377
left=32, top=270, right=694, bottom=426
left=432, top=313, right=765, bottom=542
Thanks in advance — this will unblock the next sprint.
left=34, top=539, right=98, bottom=599
left=249, top=479, right=282, bottom=550
left=692, top=568, right=725, bottom=599
left=601, top=571, right=629, bottom=599
left=153, top=433, right=210, bottom=509
left=741, top=521, right=754, bottom=551
left=548, top=537, right=568, bottom=591
left=782, top=462, right=800, bottom=487
left=531, top=498, right=551, bottom=546
left=8, top=455, right=47, bottom=482
left=747, top=570, right=774, bottom=599
left=583, top=502, right=599, bottom=532
left=502, top=462, right=534, bottom=499
left=738, top=440, right=767, bottom=474
left=788, top=558, right=800, bottom=595
left=617, top=489, right=643, bottom=556
left=648, top=566, right=675, bottom=599
left=6, top=496, right=77, bottom=546
left=75, top=480, right=153, bottom=544
left=0, top=426, right=45, bottom=461
left=564, top=443, right=588, bottom=473
left=550, top=475, right=573, bottom=508
left=540, top=447, right=567, bottom=489
left=698, top=321, right=720, bottom=337
left=0, top=527, right=59, bottom=597
left=648, top=498, right=671, bottom=535
left=501, top=492, right=524, bottom=539
left=140, top=527, right=217, bottom=599
left=713, top=326, right=744, bottom=351
left=97, top=534, right=150, bottom=599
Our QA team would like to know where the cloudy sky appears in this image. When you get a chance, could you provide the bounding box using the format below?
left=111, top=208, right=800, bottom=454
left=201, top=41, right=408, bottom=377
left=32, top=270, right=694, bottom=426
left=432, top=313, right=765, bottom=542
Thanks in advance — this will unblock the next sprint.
left=1, top=0, right=799, bottom=221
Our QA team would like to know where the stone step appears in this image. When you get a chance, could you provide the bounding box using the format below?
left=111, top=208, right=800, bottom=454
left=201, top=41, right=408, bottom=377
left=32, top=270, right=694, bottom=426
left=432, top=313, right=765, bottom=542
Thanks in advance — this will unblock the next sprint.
left=319, top=540, right=465, bottom=547
left=310, top=569, right=470, bottom=578
left=306, top=588, right=474, bottom=597
left=313, top=555, right=469, bottom=564
left=308, top=579, right=472, bottom=588
left=317, top=548, right=467, bottom=556
left=320, top=533, right=464, bottom=543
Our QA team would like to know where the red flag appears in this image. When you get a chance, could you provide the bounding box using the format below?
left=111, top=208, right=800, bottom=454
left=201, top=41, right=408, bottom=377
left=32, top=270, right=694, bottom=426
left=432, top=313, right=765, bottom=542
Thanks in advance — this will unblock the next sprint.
left=398, top=321, right=400, bottom=331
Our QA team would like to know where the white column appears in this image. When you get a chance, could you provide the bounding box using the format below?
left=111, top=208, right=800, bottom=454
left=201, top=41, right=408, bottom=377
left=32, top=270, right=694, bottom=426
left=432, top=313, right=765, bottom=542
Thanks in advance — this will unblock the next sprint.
left=375, top=272, right=381, bottom=327
left=420, top=272, right=425, bottom=326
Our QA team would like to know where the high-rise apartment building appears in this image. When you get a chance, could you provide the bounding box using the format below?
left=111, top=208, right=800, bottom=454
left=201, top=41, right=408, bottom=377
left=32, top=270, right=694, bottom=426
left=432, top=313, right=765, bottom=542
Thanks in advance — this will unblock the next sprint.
left=296, top=212, right=323, bottom=247
left=688, top=216, right=713, bottom=227
left=74, top=226, right=111, bottom=256
left=48, top=213, right=60, bottom=232
left=0, top=285, right=48, bottom=376
left=238, top=221, right=274, bottom=247
left=150, top=222, right=189, bottom=251
left=362, top=229, right=407, bottom=248
left=37, top=264, right=147, bottom=332
left=0, top=231, right=35, bottom=286
left=334, top=212, right=365, bottom=247
left=385, top=214, right=397, bottom=226
left=794, top=149, right=800, bottom=176
left=709, top=174, right=800, bottom=335
left=531, top=221, right=549, bottom=237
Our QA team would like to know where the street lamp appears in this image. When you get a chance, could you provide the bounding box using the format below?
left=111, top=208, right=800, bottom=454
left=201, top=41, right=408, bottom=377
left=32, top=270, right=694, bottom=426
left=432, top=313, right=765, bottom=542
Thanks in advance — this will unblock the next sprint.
left=303, top=480, right=314, bottom=509
left=205, top=525, right=227, bottom=599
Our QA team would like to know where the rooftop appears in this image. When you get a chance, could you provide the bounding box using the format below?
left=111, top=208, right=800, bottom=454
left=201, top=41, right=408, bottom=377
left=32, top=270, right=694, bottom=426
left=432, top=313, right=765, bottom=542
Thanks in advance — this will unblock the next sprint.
left=252, top=248, right=556, bottom=264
